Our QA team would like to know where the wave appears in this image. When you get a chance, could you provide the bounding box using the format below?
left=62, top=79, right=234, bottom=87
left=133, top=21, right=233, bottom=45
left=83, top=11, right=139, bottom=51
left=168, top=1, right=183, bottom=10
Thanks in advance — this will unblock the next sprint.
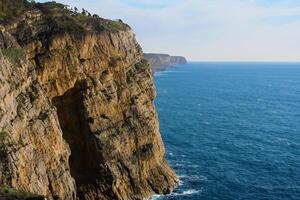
left=148, top=189, right=201, bottom=199
left=178, top=179, right=184, bottom=186
left=148, top=174, right=205, bottom=199
left=168, top=189, right=202, bottom=197
left=149, top=194, right=163, bottom=200
left=178, top=189, right=201, bottom=195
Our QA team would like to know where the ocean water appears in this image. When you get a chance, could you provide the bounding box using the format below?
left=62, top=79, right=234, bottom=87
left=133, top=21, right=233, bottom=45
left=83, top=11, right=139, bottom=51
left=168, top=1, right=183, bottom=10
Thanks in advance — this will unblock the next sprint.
left=152, top=62, right=300, bottom=200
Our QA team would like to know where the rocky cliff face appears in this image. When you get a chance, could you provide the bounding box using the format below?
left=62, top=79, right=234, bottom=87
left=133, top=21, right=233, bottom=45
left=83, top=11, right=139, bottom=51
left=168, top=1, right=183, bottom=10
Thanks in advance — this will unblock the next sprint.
left=170, top=56, right=187, bottom=65
left=0, top=2, right=177, bottom=200
left=144, top=53, right=187, bottom=72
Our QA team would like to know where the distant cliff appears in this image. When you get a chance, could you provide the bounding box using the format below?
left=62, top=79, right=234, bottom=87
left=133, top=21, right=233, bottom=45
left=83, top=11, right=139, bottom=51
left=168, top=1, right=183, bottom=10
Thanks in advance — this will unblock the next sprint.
left=144, top=53, right=187, bottom=72
left=0, top=1, right=177, bottom=200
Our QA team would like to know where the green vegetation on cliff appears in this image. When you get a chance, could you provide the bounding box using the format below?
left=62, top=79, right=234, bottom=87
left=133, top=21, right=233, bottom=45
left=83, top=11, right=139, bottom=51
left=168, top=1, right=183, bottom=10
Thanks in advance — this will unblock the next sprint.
left=0, top=0, right=127, bottom=32
left=0, top=185, right=43, bottom=199
left=0, top=0, right=35, bottom=24
left=2, top=48, right=24, bottom=68
left=38, top=2, right=127, bottom=32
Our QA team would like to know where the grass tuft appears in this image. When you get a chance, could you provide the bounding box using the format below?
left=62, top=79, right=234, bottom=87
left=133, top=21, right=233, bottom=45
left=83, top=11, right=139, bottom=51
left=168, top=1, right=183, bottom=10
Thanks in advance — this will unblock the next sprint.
left=2, top=48, right=24, bottom=68
left=0, top=185, right=42, bottom=199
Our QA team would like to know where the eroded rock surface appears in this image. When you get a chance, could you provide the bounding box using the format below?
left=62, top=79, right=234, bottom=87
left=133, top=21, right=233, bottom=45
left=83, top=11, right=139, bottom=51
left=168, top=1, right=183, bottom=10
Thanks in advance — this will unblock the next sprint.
left=0, top=2, right=177, bottom=200
left=0, top=34, right=76, bottom=200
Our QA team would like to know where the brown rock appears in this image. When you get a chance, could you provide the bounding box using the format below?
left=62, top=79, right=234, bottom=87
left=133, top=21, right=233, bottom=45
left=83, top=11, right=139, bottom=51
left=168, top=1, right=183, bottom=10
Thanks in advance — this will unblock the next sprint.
left=0, top=2, right=177, bottom=200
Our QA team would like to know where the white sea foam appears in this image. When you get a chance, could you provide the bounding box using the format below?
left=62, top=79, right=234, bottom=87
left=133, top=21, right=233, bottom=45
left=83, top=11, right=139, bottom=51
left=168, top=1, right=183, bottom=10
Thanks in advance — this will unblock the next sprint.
left=148, top=189, right=201, bottom=199
left=171, top=189, right=201, bottom=196
left=148, top=174, right=203, bottom=200
left=148, top=194, right=162, bottom=200
left=178, top=179, right=184, bottom=186
left=181, top=189, right=201, bottom=195
left=174, top=163, right=185, bottom=167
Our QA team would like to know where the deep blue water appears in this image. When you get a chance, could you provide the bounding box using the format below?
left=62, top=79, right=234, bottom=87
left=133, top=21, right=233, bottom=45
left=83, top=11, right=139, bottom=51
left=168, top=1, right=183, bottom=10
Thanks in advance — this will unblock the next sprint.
left=152, top=62, right=300, bottom=200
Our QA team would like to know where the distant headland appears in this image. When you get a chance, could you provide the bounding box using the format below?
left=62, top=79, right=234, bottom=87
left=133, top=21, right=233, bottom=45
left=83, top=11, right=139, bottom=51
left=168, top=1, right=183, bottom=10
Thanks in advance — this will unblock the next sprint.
left=144, top=53, right=187, bottom=72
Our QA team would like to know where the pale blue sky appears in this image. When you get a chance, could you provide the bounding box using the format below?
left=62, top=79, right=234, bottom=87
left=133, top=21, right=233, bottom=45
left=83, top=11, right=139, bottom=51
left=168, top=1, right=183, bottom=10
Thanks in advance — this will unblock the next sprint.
left=37, top=0, right=300, bottom=61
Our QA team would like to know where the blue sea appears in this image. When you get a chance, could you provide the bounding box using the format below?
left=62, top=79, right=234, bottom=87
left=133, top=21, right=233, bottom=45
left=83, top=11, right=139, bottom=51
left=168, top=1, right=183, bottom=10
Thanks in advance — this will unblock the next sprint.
left=152, top=62, right=300, bottom=200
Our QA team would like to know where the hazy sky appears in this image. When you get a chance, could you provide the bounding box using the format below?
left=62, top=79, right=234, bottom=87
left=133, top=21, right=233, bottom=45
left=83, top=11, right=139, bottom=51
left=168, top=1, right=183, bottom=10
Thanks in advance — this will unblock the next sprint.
left=37, top=0, right=300, bottom=61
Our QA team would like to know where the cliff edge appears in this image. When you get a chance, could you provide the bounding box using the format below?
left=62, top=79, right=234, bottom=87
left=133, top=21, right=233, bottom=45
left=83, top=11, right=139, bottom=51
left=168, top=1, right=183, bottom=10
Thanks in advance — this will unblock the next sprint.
left=0, top=1, right=177, bottom=200
left=144, top=53, right=187, bottom=72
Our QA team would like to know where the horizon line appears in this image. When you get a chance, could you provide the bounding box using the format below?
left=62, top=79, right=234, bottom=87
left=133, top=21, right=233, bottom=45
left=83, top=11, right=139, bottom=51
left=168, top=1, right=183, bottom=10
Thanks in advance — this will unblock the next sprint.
left=186, top=60, right=300, bottom=63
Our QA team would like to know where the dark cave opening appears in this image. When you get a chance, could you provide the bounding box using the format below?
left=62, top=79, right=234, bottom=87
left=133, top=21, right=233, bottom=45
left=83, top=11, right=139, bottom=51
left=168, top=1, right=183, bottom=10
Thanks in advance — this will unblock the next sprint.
left=52, top=84, right=99, bottom=192
left=52, top=83, right=122, bottom=200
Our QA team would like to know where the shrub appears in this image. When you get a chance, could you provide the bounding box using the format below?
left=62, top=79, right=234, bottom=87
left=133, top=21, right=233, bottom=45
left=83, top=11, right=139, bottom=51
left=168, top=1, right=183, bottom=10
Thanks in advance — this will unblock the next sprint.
left=0, top=185, right=42, bottom=199
left=0, top=129, right=16, bottom=184
left=105, top=20, right=125, bottom=32
left=2, top=48, right=24, bottom=68
left=0, top=130, right=8, bottom=145
left=37, top=2, right=127, bottom=32
left=0, top=0, right=127, bottom=33
left=0, top=129, right=8, bottom=177
left=0, top=129, right=14, bottom=151
left=0, top=0, right=35, bottom=24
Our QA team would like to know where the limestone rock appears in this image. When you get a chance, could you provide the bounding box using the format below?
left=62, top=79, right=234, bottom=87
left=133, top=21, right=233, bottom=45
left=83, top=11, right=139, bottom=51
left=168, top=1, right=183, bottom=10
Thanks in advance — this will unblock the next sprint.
left=0, top=2, right=177, bottom=200
left=0, top=30, right=76, bottom=200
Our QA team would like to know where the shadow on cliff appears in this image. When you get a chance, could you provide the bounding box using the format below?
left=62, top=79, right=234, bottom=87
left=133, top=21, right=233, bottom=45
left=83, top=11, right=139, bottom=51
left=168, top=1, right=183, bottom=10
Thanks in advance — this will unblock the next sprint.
left=52, top=82, right=113, bottom=199
left=52, top=83, right=92, bottom=183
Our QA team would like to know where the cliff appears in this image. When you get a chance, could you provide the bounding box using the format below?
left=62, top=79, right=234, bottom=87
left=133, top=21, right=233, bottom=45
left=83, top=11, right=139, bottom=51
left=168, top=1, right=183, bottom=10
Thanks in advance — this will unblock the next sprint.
left=0, top=1, right=177, bottom=200
left=144, top=53, right=187, bottom=72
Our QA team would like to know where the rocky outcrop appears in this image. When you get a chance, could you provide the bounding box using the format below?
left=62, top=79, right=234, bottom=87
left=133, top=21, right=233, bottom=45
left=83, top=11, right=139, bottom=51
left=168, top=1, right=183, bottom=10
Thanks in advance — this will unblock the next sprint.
left=144, top=53, right=187, bottom=72
left=0, top=30, right=76, bottom=200
left=0, top=1, right=177, bottom=200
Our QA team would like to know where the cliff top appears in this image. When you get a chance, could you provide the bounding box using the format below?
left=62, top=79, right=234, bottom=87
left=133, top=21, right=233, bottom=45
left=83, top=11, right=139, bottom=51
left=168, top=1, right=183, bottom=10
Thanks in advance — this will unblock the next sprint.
left=144, top=53, right=187, bottom=60
left=144, top=53, right=171, bottom=57
left=0, top=0, right=129, bottom=33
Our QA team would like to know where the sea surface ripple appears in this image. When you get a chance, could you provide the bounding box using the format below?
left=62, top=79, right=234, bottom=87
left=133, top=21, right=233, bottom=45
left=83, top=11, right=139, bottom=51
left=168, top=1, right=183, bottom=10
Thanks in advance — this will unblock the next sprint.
left=153, top=62, right=300, bottom=200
